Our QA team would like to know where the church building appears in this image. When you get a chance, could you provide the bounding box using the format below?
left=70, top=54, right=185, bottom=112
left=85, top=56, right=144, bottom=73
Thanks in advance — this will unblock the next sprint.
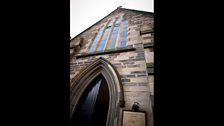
left=70, top=6, right=154, bottom=126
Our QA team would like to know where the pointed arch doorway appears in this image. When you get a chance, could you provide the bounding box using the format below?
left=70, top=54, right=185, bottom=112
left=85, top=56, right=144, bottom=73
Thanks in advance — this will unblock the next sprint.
left=70, top=57, right=124, bottom=126
left=71, top=74, right=109, bottom=126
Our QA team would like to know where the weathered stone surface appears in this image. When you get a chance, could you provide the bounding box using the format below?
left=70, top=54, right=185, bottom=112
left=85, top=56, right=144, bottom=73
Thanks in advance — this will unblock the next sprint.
left=144, top=48, right=154, bottom=63
left=122, top=82, right=138, bottom=86
left=130, top=77, right=148, bottom=83
left=143, top=39, right=152, bottom=44
left=126, top=64, right=140, bottom=68
left=121, top=79, right=131, bottom=82
left=148, top=75, right=154, bottom=95
left=141, top=33, right=151, bottom=38
left=138, top=83, right=148, bottom=86
left=131, top=71, right=147, bottom=74
left=120, top=74, right=136, bottom=78
left=123, top=62, right=134, bottom=65
left=137, top=74, right=147, bottom=77
left=130, top=58, right=145, bottom=61
left=123, top=86, right=149, bottom=92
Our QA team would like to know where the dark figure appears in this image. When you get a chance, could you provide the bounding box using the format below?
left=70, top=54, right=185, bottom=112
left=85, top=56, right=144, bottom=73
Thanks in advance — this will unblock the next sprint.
left=132, top=102, right=140, bottom=112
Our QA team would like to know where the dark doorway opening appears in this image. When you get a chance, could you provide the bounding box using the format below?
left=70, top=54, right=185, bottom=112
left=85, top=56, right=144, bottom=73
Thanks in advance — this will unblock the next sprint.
left=71, top=74, right=109, bottom=126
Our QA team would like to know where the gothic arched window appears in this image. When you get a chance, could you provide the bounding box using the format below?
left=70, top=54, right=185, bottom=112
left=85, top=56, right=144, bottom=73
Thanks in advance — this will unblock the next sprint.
left=88, top=17, right=128, bottom=53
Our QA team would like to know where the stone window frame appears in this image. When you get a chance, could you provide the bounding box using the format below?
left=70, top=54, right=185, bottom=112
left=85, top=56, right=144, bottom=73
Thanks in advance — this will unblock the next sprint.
left=70, top=57, right=125, bottom=126
left=104, top=17, right=118, bottom=50
left=96, top=19, right=114, bottom=51
left=88, top=14, right=128, bottom=53
left=119, top=18, right=128, bottom=48
left=94, top=19, right=111, bottom=52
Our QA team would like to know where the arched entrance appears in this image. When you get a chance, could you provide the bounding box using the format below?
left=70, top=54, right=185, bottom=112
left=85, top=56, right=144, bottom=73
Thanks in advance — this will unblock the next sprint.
left=71, top=74, right=109, bottom=126
left=70, top=57, right=124, bottom=126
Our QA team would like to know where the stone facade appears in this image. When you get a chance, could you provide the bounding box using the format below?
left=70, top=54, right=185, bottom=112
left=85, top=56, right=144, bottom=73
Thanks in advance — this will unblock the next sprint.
left=70, top=7, right=154, bottom=126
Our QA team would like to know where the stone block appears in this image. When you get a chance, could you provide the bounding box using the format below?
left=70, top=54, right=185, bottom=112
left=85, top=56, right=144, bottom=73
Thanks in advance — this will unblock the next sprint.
left=123, top=91, right=152, bottom=114
left=127, top=64, right=140, bottom=68
left=122, top=82, right=138, bottom=86
left=123, top=86, right=149, bottom=92
left=122, top=79, right=131, bottom=82
left=130, top=77, right=148, bottom=83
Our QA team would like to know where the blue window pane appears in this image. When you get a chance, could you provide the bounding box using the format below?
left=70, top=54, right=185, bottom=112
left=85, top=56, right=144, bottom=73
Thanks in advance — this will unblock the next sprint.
left=89, top=27, right=103, bottom=53
left=97, top=20, right=113, bottom=51
left=108, top=20, right=113, bottom=26
left=115, top=19, right=120, bottom=25
left=123, top=20, right=128, bottom=25
left=108, top=18, right=121, bottom=50
left=120, top=20, right=128, bottom=48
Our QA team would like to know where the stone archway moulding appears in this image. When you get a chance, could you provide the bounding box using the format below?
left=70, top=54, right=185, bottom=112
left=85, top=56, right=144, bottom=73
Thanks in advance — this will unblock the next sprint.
left=70, top=57, right=124, bottom=126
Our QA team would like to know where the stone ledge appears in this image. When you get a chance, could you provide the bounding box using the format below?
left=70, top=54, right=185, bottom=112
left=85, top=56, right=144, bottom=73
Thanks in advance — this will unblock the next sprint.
left=147, top=63, right=154, bottom=67
left=75, top=47, right=136, bottom=59
left=144, top=43, right=154, bottom=48
left=140, top=30, right=154, bottom=35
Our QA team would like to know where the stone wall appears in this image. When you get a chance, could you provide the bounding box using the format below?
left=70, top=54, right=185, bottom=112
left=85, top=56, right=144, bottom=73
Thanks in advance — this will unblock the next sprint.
left=70, top=8, right=153, bottom=126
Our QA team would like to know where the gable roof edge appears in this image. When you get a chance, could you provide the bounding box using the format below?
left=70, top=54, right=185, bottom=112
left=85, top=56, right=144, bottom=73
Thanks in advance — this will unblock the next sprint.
left=70, top=6, right=122, bottom=41
left=70, top=6, right=154, bottom=41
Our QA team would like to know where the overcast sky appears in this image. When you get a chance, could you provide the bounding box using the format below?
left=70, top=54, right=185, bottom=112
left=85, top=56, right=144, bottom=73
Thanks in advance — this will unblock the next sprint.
left=70, top=0, right=154, bottom=38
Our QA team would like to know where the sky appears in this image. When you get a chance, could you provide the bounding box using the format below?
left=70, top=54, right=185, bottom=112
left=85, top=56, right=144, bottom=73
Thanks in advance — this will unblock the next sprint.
left=70, top=0, right=154, bottom=38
